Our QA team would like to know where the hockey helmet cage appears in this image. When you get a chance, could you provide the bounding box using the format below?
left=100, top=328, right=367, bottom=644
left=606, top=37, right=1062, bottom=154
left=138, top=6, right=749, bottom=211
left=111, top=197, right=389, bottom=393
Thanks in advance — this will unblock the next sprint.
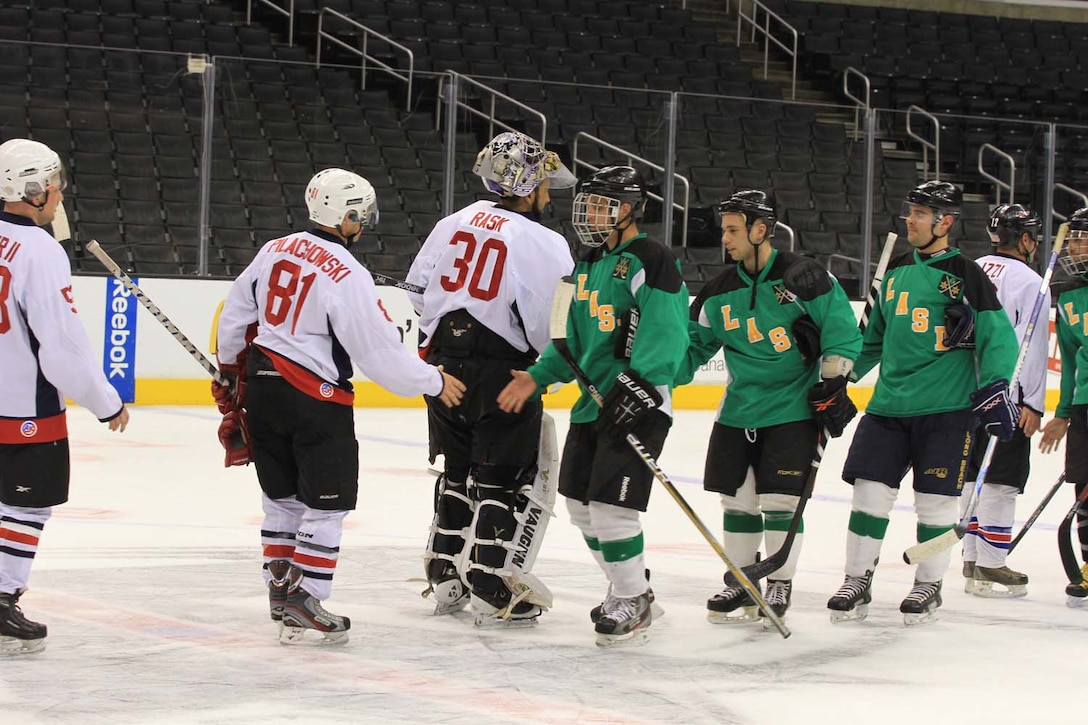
left=305, top=168, right=378, bottom=229
left=718, top=189, right=777, bottom=237
left=1060, top=207, right=1088, bottom=277
left=0, top=138, right=67, bottom=204
left=571, top=165, right=648, bottom=247
left=988, top=203, right=1041, bottom=248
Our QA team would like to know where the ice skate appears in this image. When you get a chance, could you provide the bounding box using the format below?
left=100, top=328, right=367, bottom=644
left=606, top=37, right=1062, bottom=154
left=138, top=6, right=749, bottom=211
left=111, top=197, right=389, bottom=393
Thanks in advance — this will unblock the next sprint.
left=590, top=570, right=663, bottom=624
left=266, top=559, right=291, bottom=623
left=595, top=591, right=652, bottom=648
left=827, top=571, right=873, bottom=623
left=971, top=565, right=1028, bottom=598
left=1066, top=563, right=1088, bottom=608
left=279, top=568, right=350, bottom=645
left=760, top=580, right=792, bottom=630
left=470, top=591, right=542, bottom=629
left=962, top=560, right=977, bottom=594
left=900, top=580, right=942, bottom=626
left=423, top=561, right=469, bottom=616
left=0, top=590, right=47, bottom=656
left=707, top=584, right=758, bottom=624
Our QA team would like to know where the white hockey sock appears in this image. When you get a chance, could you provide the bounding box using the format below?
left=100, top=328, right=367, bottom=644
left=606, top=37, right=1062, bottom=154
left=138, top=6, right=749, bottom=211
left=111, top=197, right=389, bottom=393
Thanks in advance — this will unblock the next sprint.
left=260, top=494, right=306, bottom=585
left=976, top=483, right=1018, bottom=569
left=721, top=471, right=762, bottom=568
left=959, top=486, right=979, bottom=562
left=588, top=502, right=648, bottom=599
left=845, top=479, right=896, bottom=576
left=293, top=508, right=348, bottom=601
left=762, top=493, right=803, bottom=580
left=915, top=492, right=957, bottom=582
left=0, top=504, right=50, bottom=593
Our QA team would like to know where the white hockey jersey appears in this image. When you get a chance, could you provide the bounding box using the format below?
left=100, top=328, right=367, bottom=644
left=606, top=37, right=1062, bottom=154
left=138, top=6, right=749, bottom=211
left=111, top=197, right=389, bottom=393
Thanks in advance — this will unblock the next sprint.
left=975, top=252, right=1049, bottom=413
left=217, top=230, right=443, bottom=404
left=406, top=200, right=574, bottom=355
left=0, top=212, right=122, bottom=443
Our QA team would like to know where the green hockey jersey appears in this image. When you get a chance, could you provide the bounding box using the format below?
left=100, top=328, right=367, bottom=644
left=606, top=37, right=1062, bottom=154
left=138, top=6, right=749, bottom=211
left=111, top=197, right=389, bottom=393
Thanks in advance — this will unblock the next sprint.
left=676, top=249, right=862, bottom=428
left=857, top=247, right=1018, bottom=416
left=1054, top=279, right=1088, bottom=418
left=529, top=234, right=689, bottom=423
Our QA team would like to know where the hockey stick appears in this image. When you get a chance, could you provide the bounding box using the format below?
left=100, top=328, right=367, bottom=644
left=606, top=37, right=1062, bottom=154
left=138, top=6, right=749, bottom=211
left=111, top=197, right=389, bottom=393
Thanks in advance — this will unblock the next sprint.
left=1059, top=484, right=1088, bottom=583
left=548, top=278, right=790, bottom=638
left=903, top=222, right=1070, bottom=565
left=1008, top=472, right=1065, bottom=553
left=86, top=240, right=231, bottom=387
left=371, top=271, right=425, bottom=295
left=735, top=232, right=899, bottom=584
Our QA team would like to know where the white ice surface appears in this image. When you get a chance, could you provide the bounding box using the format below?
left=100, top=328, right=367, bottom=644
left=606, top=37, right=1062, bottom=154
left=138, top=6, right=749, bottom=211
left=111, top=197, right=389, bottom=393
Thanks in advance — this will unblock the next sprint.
left=1, top=406, right=1085, bottom=724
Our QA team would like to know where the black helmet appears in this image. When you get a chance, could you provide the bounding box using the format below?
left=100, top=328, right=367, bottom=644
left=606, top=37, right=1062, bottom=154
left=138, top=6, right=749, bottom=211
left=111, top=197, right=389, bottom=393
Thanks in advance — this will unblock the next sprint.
left=1068, top=207, right=1088, bottom=233
left=718, top=190, right=777, bottom=236
left=1060, top=207, right=1088, bottom=277
left=571, top=165, right=648, bottom=247
left=904, top=180, right=962, bottom=216
left=988, top=203, right=1041, bottom=249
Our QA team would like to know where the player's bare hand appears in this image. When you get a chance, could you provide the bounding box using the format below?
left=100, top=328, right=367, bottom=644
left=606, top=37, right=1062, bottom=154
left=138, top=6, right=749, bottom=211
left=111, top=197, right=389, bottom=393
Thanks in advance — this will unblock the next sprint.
left=108, top=406, right=130, bottom=433
left=1018, top=406, right=1041, bottom=437
left=1039, top=416, right=1069, bottom=454
left=497, top=370, right=538, bottom=414
left=436, top=366, right=466, bottom=408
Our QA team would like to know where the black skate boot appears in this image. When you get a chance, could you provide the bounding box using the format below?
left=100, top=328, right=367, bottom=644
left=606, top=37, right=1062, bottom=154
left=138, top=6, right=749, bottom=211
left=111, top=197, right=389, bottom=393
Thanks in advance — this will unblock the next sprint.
left=1066, top=563, right=1088, bottom=607
left=470, top=573, right=541, bottom=628
left=759, top=580, right=792, bottom=630
left=595, top=591, right=652, bottom=647
left=900, top=580, right=942, bottom=626
left=972, top=565, right=1028, bottom=598
left=266, top=559, right=291, bottom=623
left=0, top=590, right=47, bottom=655
left=280, top=566, right=350, bottom=645
left=424, top=560, right=469, bottom=616
left=706, top=584, right=757, bottom=624
left=827, top=571, right=874, bottom=623
left=591, top=570, right=663, bottom=623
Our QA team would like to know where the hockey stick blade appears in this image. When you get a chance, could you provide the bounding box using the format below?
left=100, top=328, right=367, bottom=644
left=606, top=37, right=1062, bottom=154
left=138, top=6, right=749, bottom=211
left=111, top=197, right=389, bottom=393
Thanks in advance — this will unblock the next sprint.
left=86, top=240, right=230, bottom=388
left=1059, top=486, right=1088, bottom=582
left=902, top=527, right=964, bottom=565
left=371, top=271, right=425, bottom=295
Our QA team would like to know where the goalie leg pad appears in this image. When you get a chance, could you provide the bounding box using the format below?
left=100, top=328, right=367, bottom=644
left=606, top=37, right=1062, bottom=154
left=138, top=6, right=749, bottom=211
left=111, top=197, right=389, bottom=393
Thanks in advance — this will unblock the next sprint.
left=423, top=473, right=473, bottom=582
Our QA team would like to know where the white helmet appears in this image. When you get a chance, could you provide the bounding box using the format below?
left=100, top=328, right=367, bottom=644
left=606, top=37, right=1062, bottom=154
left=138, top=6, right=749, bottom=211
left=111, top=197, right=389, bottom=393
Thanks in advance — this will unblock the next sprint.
left=473, top=131, right=575, bottom=198
left=0, top=138, right=67, bottom=204
left=305, top=168, right=378, bottom=229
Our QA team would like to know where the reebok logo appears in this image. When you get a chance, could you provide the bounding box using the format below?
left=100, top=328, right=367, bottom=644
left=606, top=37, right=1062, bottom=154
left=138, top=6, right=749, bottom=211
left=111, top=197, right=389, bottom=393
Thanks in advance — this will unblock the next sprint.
left=812, top=399, right=835, bottom=412
left=619, top=476, right=630, bottom=502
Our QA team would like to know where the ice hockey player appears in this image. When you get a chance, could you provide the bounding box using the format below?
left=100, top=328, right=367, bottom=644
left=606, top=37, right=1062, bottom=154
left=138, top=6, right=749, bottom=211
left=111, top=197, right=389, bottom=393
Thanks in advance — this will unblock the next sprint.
left=961, top=204, right=1048, bottom=598
left=1040, top=207, right=1088, bottom=607
left=828, top=180, right=1019, bottom=625
left=0, top=138, right=130, bottom=655
left=498, top=165, right=689, bottom=646
left=216, top=168, right=464, bottom=644
left=406, top=131, right=574, bottom=627
left=675, top=190, right=861, bottom=626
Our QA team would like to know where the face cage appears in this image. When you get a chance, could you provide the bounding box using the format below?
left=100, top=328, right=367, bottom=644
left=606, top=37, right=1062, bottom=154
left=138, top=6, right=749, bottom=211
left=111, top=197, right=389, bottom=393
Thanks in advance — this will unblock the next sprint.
left=1060, top=230, right=1088, bottom=276
left=572, top=192, right=621, bottom=247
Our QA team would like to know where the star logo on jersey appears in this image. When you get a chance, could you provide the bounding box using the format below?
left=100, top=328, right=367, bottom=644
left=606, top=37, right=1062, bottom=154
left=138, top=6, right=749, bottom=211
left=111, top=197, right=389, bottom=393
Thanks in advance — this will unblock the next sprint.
left=612, top=257, right=630, bottom=280
left=772, top=283, right=797, bottom=305
left=19, top=421, right=37, bottom=438
left=937, top=274, right=964, bottom=301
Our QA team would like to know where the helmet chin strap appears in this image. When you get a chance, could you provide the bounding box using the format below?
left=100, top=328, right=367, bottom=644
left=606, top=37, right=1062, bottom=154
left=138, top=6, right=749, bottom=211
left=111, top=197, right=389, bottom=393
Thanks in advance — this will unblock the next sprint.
left=916, top=215, right=948, bottom=253
left=337, top=223, right=360, bottom=247
left=23, top=192, right=49, bottom=211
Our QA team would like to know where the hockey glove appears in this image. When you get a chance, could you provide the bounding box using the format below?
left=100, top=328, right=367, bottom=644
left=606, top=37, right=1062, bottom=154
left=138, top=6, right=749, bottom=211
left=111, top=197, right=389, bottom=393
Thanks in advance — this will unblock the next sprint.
left=971, top=378, right=1021, bottom=443
left=211, top=364, right=241, bottom=414
left=942, top=303, right=976, bottom=349
left=218, top=408, right=252, bottom=467
left=808, top=375, right=857, bottom=438
left=598, top=369, right=663, bottom=439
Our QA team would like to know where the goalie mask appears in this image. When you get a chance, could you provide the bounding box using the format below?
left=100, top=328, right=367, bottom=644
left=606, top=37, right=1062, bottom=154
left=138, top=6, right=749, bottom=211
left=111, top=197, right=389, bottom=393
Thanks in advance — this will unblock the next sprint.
left=473, top=131, right=575, bottom=198
left=305, top=168, right=378, bottom=245
left=1061, top=207, right=1088, bottom=278
left=0, top=138, right=67, bottom=209
left=988, top=203, right=1041, bottom=262
left=571, top=165, right=648, bottom=247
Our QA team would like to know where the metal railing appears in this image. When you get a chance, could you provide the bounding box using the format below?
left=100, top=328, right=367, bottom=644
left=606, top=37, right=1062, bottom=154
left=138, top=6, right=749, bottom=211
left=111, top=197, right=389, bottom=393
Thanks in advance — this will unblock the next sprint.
left=315, top=8, right=414, bottom=110
left=437, top=72, right=548, bottom=149
left=571, top=132, right=691, bottom=247
left=906, top=105, right=941, bottom=181
left=842, top=67, right=869, bottom=142
left=1053, top=183, right=1088, bottom=221
left=246, top=0, right=295, bottom=47
left=736, top=0, right=799, bottom=100
left=843, top=67, right=876, bottom=293
left=774, top=221, right=795, bottom=252
left=978, top=143, right=1016, bottom=205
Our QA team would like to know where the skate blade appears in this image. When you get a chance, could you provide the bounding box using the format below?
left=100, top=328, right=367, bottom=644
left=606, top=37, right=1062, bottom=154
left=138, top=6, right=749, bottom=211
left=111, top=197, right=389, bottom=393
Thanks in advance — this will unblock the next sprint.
left=829, top=603, right=869, bottom=624
left=0, top=635, right=46, bottom=655
left=1066, top=595, right=1088, bottom=609
left=595, top=627, right=650, bottom=648
left=707, top=606, right=759, bottom=625
left=650, top=602, right=665, bottom=620
left=432, top=597, right=470, bottom=616
left=473, top=613, right=539, bottom=629
left=902, top=609, right=939, bottom=627
left=968, top=581, right=1027, bottom=599
left=279, top=626, right=349, bottom=646
left=963, top=578, right=979, bottom=595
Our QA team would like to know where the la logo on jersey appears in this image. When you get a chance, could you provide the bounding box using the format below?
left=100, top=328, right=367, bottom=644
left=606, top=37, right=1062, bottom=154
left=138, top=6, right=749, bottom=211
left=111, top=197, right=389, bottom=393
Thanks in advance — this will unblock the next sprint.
left=319, top=382, right=334, bottom=399
left=19, top=421, right=37, bottom=438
